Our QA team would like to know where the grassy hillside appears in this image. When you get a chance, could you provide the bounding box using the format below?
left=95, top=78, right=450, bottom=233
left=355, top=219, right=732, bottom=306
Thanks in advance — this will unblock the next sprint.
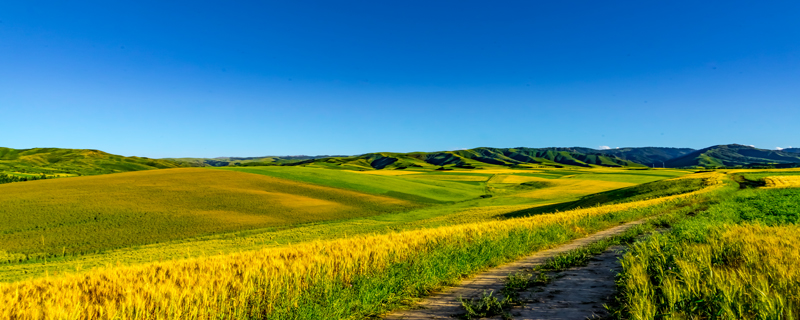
left=165, top=155, right=341, bottom=167
left=0, top=147, right=186, bottom=176
left=0, top=168, right=416, bottom=259
left=220, top=166, right=488, bottom=203
left=664, top=144, right=800, bottom=168
left=285, top=147, right=647, bottom=171
left=590, top=147, right=695, bottom=166
left=171, top=147, right=695, bottom=171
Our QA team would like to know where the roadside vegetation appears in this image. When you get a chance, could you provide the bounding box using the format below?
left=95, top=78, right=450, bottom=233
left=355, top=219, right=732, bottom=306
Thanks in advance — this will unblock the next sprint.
left=614, top=173, right=800, bottom=319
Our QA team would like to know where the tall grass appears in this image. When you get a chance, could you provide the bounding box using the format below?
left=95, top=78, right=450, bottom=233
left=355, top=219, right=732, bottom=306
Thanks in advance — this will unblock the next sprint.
left=0, top=175, right=721, bottom=319
left=619, top=225, right=800, bottom=320
left=614, top=180, right=800, bottom=319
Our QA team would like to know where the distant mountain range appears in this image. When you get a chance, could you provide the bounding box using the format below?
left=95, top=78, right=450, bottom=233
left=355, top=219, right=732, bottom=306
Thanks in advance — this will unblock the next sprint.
left=286, top=145, right=800, bottom=170
left=285, top=147, right=649, bottom=170
left=550, top=147, right=695, bottom=166
left=664, top=144, right=800, bottom=168
left=2, top=144, right=799, bottom=176
left=163, top=155, right=346, bottom=167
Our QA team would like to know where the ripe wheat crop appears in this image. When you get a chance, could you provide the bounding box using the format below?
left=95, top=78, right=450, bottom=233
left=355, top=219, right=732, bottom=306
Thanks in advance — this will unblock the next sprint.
left=764, top=175, right=800, bottom=188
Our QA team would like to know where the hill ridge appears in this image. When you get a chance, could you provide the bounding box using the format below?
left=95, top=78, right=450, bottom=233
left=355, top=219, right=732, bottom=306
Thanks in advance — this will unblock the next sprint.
left=664, top=144, right=800, bottom=168
left=0, top=147, right=186, bottom=176
left=281, top=147, right=668, bottom=170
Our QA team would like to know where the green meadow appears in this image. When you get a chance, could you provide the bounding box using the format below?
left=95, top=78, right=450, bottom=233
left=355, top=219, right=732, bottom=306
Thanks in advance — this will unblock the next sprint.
left=1, top=165, right=687, bottom=283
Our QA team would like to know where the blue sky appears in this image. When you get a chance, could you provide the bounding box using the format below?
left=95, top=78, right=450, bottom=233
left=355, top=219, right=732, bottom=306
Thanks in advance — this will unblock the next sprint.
left=1, top=1, right=798, bottom=157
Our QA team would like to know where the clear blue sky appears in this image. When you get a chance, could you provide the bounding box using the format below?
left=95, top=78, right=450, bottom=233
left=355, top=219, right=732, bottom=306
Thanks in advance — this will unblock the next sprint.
left=2, top=1, right=798, bottom=158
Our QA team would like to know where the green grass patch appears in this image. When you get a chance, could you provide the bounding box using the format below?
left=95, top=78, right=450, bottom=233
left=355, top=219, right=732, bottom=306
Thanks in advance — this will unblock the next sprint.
left=0, top=168, right=416, bottom=262
left=220, top=166, right=486, bottom=203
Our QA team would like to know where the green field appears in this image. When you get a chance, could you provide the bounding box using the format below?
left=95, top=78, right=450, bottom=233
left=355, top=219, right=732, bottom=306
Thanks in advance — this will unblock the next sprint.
left=0, top=165, right=688, bottom=283
left=0, top=168, right=416, bottom=261
left=220, top=166, right=488, bottom=203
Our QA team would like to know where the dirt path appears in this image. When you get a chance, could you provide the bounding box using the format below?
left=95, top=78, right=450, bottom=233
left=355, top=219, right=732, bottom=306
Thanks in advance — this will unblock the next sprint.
left=507, top=245, right=624, bottom=319
left=383, top=220, right=646, bottom=319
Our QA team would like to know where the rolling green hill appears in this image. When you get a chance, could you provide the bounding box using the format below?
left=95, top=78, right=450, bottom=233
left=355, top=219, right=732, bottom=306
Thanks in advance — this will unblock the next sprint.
left=164, top=155, right=343, bottom=167
left=664, top=144, right=800, bottom=168
left=0, top=147, right=186, bottom=176
left=565, top=147, right=695, bottom=166
left=285, top=147, right=647, bottom=170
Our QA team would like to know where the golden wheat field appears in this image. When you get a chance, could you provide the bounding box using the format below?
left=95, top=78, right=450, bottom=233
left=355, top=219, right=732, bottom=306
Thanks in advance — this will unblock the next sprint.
left=0, top=173, right=722, bottom=320
left=764, top=175, right=800, bottom=188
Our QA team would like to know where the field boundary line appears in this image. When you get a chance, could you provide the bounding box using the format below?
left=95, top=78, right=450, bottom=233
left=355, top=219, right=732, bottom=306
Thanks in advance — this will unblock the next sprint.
left=383, top=218, right=652, bottom=319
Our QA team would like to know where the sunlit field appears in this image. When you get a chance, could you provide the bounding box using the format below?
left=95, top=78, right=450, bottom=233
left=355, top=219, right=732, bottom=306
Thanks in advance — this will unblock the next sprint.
left=0, top=168, right=416, bottom=261
left=0, top=171, right=722, bottom=319
left=0, top=166, right=688, bottom=282
left=6, top=164, right=796, bottom=320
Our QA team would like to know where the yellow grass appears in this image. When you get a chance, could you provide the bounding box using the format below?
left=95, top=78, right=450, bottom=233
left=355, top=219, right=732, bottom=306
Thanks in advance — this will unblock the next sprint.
left=493, top=175, right=552, bottom=184
left=764, top=176, right=800, bottom=188
left=405, top=203, right=558, bottom=227
left=623, top=224, right=800, bottom=319
left=0, top=176, right=722, bottom=319
left=455, top=169, right=544, bottom=174
left=403, top=174, right=489, bottom=182
left=343, top=170, right=422, bottom=176
left=515, top=180, right=636, bottom=200
left=728, top=168, right=800, bottom=174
